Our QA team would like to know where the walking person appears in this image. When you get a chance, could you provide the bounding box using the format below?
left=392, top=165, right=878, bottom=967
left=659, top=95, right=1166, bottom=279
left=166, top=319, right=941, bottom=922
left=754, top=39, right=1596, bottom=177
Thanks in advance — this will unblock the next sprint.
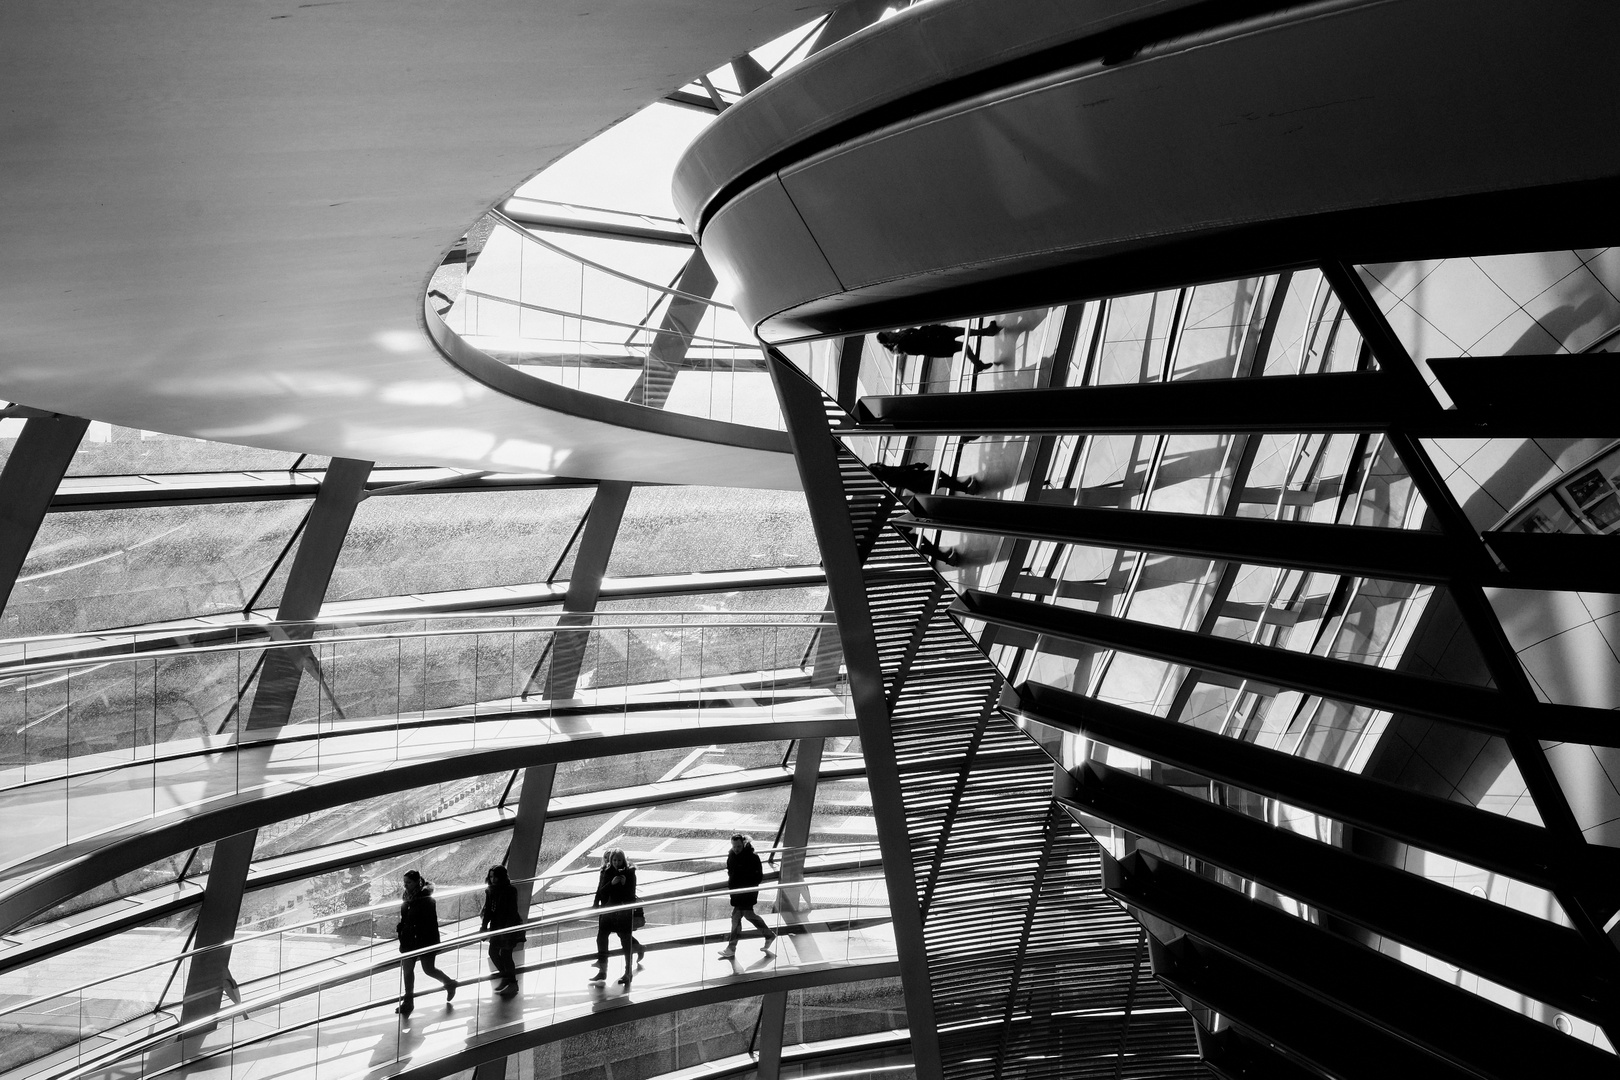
left=395, top=869, right=457, bottom=1018
left=717, top=834, right=776, bottom=959
left=589, top=848, right=645, bottom=987
left=480, top=865, right=523, bottom=998
left=876, top=322, right=1002, bottom=370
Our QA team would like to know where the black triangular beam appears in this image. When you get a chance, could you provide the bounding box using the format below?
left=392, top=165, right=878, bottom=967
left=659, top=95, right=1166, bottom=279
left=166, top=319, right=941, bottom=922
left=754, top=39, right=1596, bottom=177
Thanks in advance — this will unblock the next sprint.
left=954, top=589, right=1618, bottom=745
left=902, top=493, right=1454, bottom=583
left=851, top=365, right=1611, bottom=438
left=1010, top=679, right=1620, bottom=910
left=1072, top=763, right=1608, bottom=1019
left=1113, top=851, right=1615, bottom=1079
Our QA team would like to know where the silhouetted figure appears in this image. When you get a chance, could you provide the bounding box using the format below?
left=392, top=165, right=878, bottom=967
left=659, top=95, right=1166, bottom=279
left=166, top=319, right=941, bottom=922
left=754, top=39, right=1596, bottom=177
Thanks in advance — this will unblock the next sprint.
left=914, top=536, right=960, bottom=566
left=868, top=460, right=979, bottom=495
left=480, top=865, right=523, bottom=998
left=395, top=870, right=457, bottom=1018
left=717, top=833, right=776, bottom=958
left=877, top=322, right=1002, bottom=369
left=590, top=848, right=645, bottom=987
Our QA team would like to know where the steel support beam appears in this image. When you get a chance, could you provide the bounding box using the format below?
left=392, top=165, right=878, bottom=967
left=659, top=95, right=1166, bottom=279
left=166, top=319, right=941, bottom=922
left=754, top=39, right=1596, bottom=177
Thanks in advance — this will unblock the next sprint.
left=181, top=459, right=372, bottom=1026
left=774, top=737, right=824, bottom=923
left=178, top=829, right=255, bottom=1027
left=1482, top=531, right=1620, bottom=594
left=807, top=0, right=892, bottom=54
left=1013, top=679, right=1620, bottom=902
left=1073, top=762, right=1604, bottom=1017
left=542, top=480, right=632, bottom=700
left=1429, top=353, right=1620, bottom=435
left=0, top=413, right=89, bottom=618
left=1198, top=1028, right=1321, bottom=1080
left=767, top=352, right=943, bottom=1079
left=625, top=253, right=719, bottom=411
left=1149, top=929, right=1479, bottom=1080
left=758, top=737, right=825, bottom=1080
left=245, top=458, right=375, bottom=731
left=854, top=371, right=1414, bottom=436
left=956, top=589, right=1617, bottom=744
left=507, top=764, right=557, bottom=919
left=903, top=494, right=1455, bottom=583
left=855, top=373, right=1605, bottom=440
left=755, top=993, right=790, bottom=1080
left=1111, top=851, right=1615, bottom=1078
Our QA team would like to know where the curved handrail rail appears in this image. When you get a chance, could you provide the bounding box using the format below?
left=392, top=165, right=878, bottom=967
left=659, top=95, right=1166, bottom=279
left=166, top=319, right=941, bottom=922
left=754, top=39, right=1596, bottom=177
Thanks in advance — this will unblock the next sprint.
left=0, top=615, right=832, bottom=680
left=486, top=211, right=724, bottom=309
left=462, top=289, right=759, bottom=349
left=0, top=683, right=834, bottom=795
left=0, top=607, right=832, bottom=653
left=0, top=712, right=858, bottom=936
left=425, top=290, right=792, bottom=454
left=43, top=871, right=894, bottom=1080
left=0, top=841, right=882, bottom=1021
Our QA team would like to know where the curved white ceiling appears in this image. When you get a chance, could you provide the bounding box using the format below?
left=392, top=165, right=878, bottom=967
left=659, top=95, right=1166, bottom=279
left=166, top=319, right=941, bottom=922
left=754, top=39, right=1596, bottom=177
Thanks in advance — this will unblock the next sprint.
left=0, top=0, right=817, bottom=488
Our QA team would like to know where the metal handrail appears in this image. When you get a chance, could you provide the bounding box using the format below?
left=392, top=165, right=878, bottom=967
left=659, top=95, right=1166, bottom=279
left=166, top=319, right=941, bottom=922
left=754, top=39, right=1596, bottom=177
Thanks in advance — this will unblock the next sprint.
left=461, top=289, right=760, bottom=350
left=0, top=842, right=881, bottom=1018
left=487, top=210, right=729, bottom=309
left=42, top=870, right=894, bottom=1080
left=0, top=682, right=840, bottom=796
left=0, top=614, right=834, bottom=680
left=0, top=607, right=832, bottom=653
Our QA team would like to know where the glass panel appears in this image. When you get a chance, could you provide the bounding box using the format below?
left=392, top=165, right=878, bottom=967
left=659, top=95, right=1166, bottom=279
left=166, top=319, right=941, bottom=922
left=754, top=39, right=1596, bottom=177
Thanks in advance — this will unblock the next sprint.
left=252, top=773, right=515, bottom=860
left=783, top=977, right=906, bottom=1043
left=17, top=844, right=209, bottom=929
left=1092, top=290, right=1179, bottom=385
left=0, top=907, right=198, bottom=1074
left=606, top=487, right=819, bottom=576
left=1, top=502, right=309, bottom=637
left=1171, top=276, right=1269, bottom=380
left=324, top=487, right=597, bottom=602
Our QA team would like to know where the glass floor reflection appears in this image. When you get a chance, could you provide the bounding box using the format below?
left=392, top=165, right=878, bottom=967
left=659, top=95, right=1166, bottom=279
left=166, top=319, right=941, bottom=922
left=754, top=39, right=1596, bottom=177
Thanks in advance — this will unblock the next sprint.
left=22, top=891, right=896, bottom=1080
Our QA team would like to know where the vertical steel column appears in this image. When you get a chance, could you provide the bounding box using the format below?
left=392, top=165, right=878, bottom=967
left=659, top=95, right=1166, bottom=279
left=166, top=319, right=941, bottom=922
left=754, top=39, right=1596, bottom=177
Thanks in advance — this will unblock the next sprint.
left=768, top=352, right=943, bottom=1078
left=774, top=737, right=825, bottom=922
left=543, top=480, right=633, bottom=700
left=625, top=254, right=719, bottom=411
left=0, top=413, right=89, bottom=619
left=507, top=763, right=557, bottom=918
left=246, top=458, right=376, bottom=730
left=180, top=458, right=373, bottom=1027
left=757, top=737, right=825, bottom=1080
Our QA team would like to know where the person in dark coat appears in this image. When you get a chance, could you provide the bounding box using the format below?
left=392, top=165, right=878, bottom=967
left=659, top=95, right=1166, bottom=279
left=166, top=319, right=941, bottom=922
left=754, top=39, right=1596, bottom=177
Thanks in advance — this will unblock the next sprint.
left=876, top=322, right=1001, bottom=370
left=717, top=833, right=776, bottom=959
left=395, top=869, right=457, bottom=1017
left=590, top=848, right=645, bottom=987
left=480, top=865, right=523, bottom=998
left=867, top=460, right=979, bottom=496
